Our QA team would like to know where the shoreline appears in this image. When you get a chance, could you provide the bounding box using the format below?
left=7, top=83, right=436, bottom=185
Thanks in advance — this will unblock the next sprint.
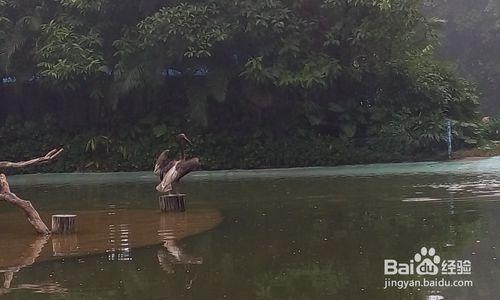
left=7, top=155, right=499, bottom=186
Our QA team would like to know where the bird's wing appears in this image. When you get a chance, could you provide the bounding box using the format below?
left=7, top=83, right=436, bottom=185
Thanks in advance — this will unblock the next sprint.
left=159, top=160, right=176, bottom=181
left=155, top=158, right=201, bottom=193
left=175, top=158, right=201, bottom=181
left=154, top=150, right=170, bottom=176
left=156, top=161, right=180, bottom=193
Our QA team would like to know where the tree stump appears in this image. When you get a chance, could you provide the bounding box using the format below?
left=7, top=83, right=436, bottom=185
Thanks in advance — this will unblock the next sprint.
left=159, top=194, right=186, bottom=212
left=51, top=215, right=77, bottom=234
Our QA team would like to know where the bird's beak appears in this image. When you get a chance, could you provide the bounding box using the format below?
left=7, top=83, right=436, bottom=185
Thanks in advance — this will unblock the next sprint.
left=183, top=135, right=193, bottom=146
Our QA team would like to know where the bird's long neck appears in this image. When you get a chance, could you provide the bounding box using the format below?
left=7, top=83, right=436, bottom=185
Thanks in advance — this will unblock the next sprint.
left=179, top=142, right=185, bottom=161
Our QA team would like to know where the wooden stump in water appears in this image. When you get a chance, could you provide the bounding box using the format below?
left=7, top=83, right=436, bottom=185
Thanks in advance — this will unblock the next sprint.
left=159, top=194, right=186, bottom=212
left=51, top=215, right=77, bottom=234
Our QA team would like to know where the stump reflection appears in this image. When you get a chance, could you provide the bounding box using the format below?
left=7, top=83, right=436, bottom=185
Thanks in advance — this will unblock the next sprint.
left=52, top=234, right=79, bottom=256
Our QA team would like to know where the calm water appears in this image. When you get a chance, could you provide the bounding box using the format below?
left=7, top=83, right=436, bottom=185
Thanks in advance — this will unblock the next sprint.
left=2, top=158, right=500, bottom=299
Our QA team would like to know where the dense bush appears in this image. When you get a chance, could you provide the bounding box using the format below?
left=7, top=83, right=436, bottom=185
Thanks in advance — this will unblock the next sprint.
left=0, top=0, right=483, bottom=169
left=0, top=114, right=465, bottom=173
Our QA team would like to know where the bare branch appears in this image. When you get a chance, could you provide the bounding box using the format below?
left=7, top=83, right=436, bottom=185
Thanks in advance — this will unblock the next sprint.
left=0, top=173, right=9, bottom=193
left=0, top=148, right=63, bottom=235
left=0, top=174, right=50, bottom=235
left=0, top=148, right=64, bottom=170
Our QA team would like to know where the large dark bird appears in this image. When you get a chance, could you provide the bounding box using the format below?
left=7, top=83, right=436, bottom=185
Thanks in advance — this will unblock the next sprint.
left=154, top=134, right=201, bottom=194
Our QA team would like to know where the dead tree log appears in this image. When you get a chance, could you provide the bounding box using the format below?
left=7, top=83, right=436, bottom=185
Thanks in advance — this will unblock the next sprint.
left=0, top=148, right=63, bottom=235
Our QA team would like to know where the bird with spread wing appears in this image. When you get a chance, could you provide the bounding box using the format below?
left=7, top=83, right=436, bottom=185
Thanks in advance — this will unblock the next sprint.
left=154, top=134, right=201, bottom=194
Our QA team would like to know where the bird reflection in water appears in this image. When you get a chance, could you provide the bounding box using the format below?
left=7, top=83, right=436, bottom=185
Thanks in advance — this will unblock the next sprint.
left=157, top=240, right=203, bottom=273
left=0, top=235, right=67, bottom=295
left=157, top=240, right=203, bottom=290
left=1, top=208, right=221, bottom=263
left=157, top=213, right=204, bottom=290
left=0, top=208, right=221, bottom=293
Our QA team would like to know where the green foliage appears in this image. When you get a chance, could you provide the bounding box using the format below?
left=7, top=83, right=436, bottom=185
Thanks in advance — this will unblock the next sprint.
left=59, top=0, right=108, bottom=13
left=138, top=3, right=231, bottom=59
left=424, top=0, right=500, bottom=114
left=3, top=114, right=482, bottom=173
left=485, top=118, right=500, bottom=140
left=37, top=21, right=105, bottom=84
left=0, top=0, right=484, bottom=168
left=370, top=112, right=446, bottom=154
left=0, top=0, right=46, bottom=77
left=455, top=122, right=484, bottom=147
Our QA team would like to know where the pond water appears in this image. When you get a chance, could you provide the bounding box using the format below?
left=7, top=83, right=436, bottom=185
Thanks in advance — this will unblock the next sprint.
left=2, top=157, right=500, bottom=299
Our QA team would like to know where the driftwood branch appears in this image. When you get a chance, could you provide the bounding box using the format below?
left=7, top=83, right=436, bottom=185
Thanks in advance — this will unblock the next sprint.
left=0, top=148, right=64, bottom=235
left=0, top=148, right=63, bottom=169
left=0, top=175, right=50, bottom=235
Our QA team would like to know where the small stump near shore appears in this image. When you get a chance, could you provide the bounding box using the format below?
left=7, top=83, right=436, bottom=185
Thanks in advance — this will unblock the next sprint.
left=51, top=214, right=77, bottom=234
left=159, top=194, right=186, bottom=212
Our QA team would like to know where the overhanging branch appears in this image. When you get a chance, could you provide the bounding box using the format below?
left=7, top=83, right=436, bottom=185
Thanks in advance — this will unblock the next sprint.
left=0, top=148, right=64, bottom=235
left=0, top=148, right=63, bottom=169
